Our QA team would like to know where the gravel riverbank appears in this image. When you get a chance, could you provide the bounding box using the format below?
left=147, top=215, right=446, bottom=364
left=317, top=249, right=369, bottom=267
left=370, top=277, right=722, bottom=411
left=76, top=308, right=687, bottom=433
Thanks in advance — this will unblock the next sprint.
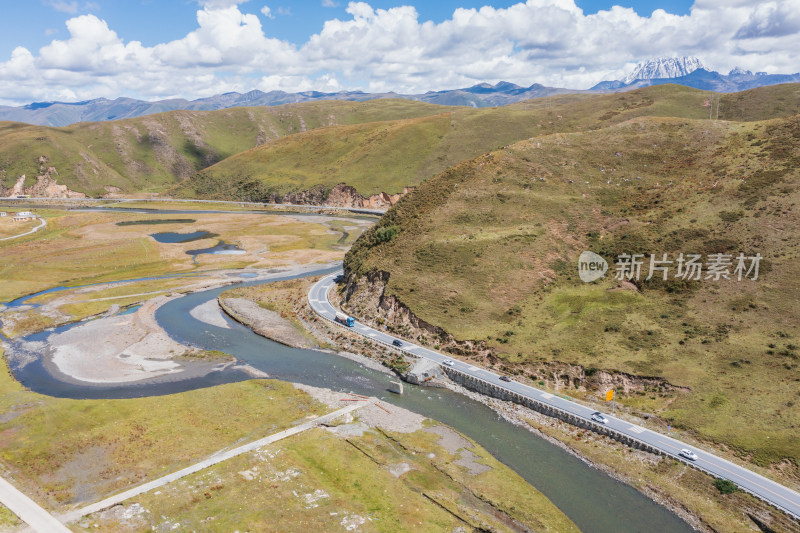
left=218, top=297, right=315, bottom=349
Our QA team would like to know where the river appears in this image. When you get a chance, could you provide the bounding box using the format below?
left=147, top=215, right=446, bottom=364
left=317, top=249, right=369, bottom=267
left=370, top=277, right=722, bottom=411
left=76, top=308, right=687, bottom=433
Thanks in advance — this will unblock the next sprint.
left=1, top=205, right=694, bottom=531
left=3, top=267, right=691, bottom=533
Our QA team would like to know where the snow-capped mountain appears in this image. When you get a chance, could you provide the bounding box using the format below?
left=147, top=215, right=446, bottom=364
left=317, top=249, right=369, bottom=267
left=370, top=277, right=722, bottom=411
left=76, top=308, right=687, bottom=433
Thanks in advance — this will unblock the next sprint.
left=591, top=57, right=799, bottom=93
left=623, top=56, right=705, bottom=84
left=728, top=66, right=753, bottom=77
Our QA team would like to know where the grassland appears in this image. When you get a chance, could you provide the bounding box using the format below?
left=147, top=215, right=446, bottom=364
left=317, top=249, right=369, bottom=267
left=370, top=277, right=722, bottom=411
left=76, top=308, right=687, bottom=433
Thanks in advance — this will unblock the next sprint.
left=343, top=112, right=800, bottom=474
left=0, top=503, right=20, bottom=530
left=78, top=423, right=578, bottom=533
left=0, top=208, right=364, bottom=304
left=184, top=84, right=800, bottom=200
left=0, top=347, right=325, bottom=509
left=1, top=347, right=576, bottom=532
left=0, top=217, right=38, bottom=238
left=227, top=272, right=800, bottom=531
left=0, top=209, right=170, bottom=302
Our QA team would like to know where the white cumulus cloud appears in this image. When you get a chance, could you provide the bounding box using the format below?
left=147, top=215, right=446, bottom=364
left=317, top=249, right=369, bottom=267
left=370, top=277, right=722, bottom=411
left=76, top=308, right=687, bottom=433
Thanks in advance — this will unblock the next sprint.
left=0, top=0, right=798, bottom=105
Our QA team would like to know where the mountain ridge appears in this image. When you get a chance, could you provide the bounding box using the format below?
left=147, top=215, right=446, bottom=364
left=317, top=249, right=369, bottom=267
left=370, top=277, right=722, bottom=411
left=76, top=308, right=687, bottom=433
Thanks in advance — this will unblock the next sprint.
left=5, top=56, right=800, bottom=127
left=0, top=82, right=580, bottom=127
left=3, top=84, right=800, bottom=200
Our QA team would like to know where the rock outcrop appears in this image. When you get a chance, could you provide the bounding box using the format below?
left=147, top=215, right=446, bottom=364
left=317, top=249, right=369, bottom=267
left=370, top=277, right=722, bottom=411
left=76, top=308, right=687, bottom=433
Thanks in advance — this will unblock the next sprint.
left=1, top=158, right=86, bottom=198
left=325, top=184, right=413, bottom=209
left=340, top=269, right=491, bottom=359
left=267, top=183, right=413, bottom=209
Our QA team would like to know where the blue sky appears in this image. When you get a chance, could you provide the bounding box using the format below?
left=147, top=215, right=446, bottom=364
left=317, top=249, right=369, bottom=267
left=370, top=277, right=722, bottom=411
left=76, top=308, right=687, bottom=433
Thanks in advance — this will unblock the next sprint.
left=0, top=1, right=795, bottom=105
left=0, top=1, right=695, bottom=57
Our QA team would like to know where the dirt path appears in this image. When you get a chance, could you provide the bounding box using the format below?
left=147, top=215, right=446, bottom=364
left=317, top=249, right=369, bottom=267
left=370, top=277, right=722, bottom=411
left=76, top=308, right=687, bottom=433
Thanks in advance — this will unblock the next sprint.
left=0, top=217, right=46, bottom=242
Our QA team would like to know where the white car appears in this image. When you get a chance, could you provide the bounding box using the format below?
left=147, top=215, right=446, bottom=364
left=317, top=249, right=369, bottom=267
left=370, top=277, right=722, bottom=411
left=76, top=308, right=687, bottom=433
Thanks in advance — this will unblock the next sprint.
left=442, top=359, right=455, bottom=366
left=679, top=449, right=698, bottom=461
left=590, top=412, right=608, bottom=424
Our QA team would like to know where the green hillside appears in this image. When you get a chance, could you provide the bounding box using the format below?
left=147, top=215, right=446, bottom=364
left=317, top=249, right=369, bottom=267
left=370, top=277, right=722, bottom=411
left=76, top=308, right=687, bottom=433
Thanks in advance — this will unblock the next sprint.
left=0, top=99, right=447, bottom=197
left=2, top=84, right=799, bottom=200
left=183, top=84, right=800, bottom=200
left=343, top=112, right=800, bottom=469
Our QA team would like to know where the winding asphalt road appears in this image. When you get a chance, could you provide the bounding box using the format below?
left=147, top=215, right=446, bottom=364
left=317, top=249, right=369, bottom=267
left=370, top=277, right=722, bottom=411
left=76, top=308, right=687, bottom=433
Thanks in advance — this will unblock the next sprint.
left=309, top=269, right=800, bottom=521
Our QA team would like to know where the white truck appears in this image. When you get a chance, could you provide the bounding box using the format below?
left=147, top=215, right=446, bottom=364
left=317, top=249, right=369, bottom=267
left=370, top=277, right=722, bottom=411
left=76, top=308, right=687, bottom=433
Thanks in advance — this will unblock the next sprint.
left=335, top=311, right=355, bottom=327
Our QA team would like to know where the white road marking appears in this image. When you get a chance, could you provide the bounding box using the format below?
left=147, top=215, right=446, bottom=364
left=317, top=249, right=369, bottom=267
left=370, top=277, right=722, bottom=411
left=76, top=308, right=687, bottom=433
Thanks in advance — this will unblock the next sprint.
left=628, top=425, right=646, bottom=434
left=541, top=393, right=554, bottom=399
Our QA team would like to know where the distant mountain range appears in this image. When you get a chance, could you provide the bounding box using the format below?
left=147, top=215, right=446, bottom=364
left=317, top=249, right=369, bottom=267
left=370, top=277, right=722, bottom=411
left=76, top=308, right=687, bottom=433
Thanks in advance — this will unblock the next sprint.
left=2, top=57, right=798, bottom=127
left=591, top=56, right=800, bottom=92
left=0, top=83, right=579, bottom=127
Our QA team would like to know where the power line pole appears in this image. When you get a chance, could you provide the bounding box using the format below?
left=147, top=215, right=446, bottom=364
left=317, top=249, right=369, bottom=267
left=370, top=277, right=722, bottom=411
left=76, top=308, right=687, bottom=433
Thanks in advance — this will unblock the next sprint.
left=709, top=93, right=713, bottom=120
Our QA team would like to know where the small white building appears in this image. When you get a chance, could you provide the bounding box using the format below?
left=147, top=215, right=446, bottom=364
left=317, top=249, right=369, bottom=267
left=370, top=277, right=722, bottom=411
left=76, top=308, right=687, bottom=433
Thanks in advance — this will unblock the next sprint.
left=0, top=212, right=6, bottom=217
left=13, top=211, right=35, bottom=222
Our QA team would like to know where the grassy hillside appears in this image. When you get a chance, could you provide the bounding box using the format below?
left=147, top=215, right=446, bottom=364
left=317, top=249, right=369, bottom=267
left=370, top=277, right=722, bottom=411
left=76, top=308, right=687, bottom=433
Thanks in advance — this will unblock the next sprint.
left=185, top=114, right=451, bottom=198
left=183, top=84, right=800, bottom=200
left=0, top=99, right=447, bottom=197
left=343, top=112, right=800, bottom=470
left=2, top=84, right=799, bottom=200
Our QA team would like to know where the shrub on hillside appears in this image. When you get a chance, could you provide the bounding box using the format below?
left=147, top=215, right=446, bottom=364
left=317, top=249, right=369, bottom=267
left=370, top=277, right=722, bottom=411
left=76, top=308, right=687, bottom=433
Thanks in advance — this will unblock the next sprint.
left=714, top=478, right=738, bottom=494
left=374, top=225, right=399, bottom=244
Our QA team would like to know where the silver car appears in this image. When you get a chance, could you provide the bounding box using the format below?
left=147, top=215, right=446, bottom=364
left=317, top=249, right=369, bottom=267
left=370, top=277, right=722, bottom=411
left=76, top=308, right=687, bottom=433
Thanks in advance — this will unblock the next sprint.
left=679, top=449, right=698, bottom=461
left=590, top=412, right=608, bottom=424
left=443, top=359, right=455, bottom=366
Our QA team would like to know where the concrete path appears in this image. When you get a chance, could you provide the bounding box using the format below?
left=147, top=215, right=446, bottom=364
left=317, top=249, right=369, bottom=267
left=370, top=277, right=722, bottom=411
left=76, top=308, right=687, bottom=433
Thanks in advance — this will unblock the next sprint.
left=61, top=401, right=370, bottom=524
left=0, top=217, right=46, bottom=242
left=0, top=476, right=71, bottom=533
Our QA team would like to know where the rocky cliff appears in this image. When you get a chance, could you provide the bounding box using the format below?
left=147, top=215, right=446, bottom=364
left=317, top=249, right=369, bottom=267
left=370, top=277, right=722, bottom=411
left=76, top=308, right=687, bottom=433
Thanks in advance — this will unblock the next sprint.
left=1, top=157, right=86, bottom=198
left=267, top=183, right=413, bottom=209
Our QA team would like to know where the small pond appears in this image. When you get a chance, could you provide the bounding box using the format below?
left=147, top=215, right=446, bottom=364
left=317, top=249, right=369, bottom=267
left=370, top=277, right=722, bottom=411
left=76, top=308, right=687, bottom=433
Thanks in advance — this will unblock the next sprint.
left=151, top=231, right=216, bottom=243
